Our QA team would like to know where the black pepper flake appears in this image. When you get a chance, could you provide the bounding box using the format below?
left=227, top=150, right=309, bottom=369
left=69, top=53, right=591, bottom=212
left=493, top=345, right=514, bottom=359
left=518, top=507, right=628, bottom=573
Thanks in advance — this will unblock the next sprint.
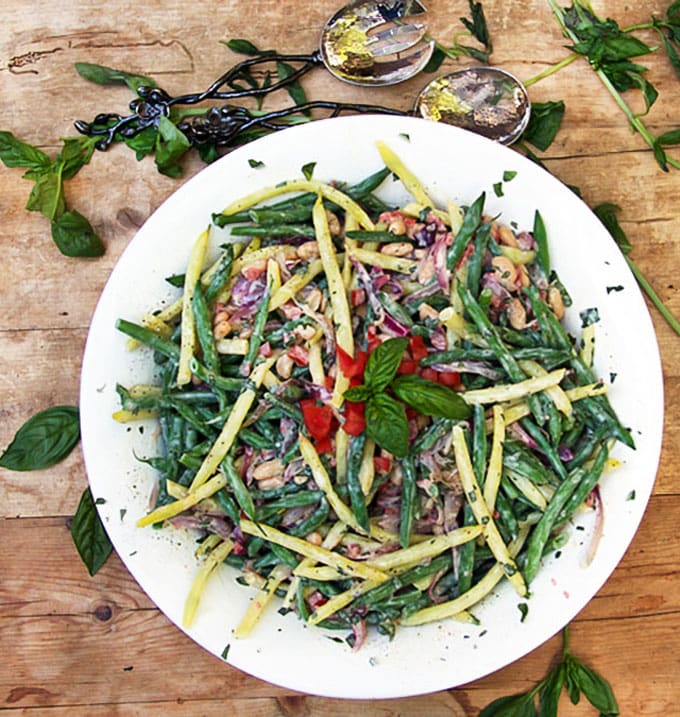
left=606, top=285, right=624, bottom=294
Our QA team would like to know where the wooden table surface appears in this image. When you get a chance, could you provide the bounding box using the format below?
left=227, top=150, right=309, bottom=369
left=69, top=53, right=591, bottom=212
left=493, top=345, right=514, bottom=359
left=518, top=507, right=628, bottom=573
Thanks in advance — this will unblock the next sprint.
left=1, top=1, right=678, bottom=714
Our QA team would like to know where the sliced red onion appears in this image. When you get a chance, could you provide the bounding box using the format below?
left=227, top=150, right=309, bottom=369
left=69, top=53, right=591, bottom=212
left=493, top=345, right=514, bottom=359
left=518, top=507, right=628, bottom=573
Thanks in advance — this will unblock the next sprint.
left=382, top=311, right=410, bottom=337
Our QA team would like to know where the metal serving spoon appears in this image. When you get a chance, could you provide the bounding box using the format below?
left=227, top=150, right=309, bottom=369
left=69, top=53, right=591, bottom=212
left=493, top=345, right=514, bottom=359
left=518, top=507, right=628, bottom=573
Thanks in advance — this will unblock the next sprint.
left=75, top=0, right=531, bottom=149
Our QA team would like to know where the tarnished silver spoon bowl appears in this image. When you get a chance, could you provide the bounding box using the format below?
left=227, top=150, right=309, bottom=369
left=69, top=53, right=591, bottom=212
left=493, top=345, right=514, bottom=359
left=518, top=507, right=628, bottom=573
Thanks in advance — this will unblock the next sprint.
left=416, top=66, right=531, bottom=145
left=320, top=0, right=435, bottom=86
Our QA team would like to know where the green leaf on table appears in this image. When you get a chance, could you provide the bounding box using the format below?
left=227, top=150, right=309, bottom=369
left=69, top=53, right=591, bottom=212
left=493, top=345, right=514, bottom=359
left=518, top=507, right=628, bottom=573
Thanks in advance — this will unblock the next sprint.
left=24, top=168, right=64, bottom=218
left=224, top=38, right=262, bottom=56
left=0, top=130, right=51, bottom=171
left=75, top=61, right=157, bottom=93
left=51, top=210, right=105, bottom=257
left=0, top=405, right=80, bottom=471
left=277, top=60, right=308, bottom=111
left=538, top=664, right=565, bottom=717
left=521, top=101, right=565, bottom=151
left=460, top=0, right=492, bottom=55
left=365, top=393, right=409, bottom=457
left=124, top=125, right=158, bottom=160
left=423, top=46, right=446, bottom=73
left=392, top=374, right=471, bottom=419
left=363, top=337, right=408, bottom=391
left=567, top=657, right=619, bottom=715
left=593, top=203, right=632, bottom=254
left=71, top=486, right=113, bottom=576
left=478, top=691, right=537, bottom=717
left=58, top=136, right=96, bottom=180
left=658, top=128, right=680, bottom=145
left=154, top=115, right=191, bottom=177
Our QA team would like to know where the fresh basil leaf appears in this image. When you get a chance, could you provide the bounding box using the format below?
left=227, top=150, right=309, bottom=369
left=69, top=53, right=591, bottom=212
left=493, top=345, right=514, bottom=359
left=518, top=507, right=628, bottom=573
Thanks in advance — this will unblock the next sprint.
left=478, top=692, right=537, bottom=717
left=51, top=210, right=105, bottom=257
left=392, top=375, right=471, bottom=419
left=460, top=0, right=492, bottom=53
left=301, top=162, right=316, bottom=180
left=423, top=46, right=446, bottom=73
left=277, top=61, right=308, bottom=112
left=248, top=158, right=265, bottom=168
left=0, top=130, right=51, bottom=170
left=503, top=170, right=517, bottom=181
left=225, top=38, right=262, bottom=56
left=593, top=203, right=632, bottom=254
left=74, top=61, right=156, bottom=93
left=652, top=138, right=669, bottom=171
left=365, top=393, right=409, bottom=457
left=537, top=664, right=565, bottom=717
left=363, top=337, right=408, bottom=391
left=165, top=273, right=186, bottom=288
left=568, top=659, right=619, bottom=715
left=122, top=126, right=157, bottom=160
left=71, top=486, right=113, bottom=576
left=493, top=182, right=504, bottom=197
left=0, top=405, right=80, bottom=471
left=343, top=385, right=373, bottom=402
left=565, top=667, right=581, bottom=705
left=58, top=137, right=96, bottom=180
left=658, top=128, right=680, bottom=145
left=154, top=116, right=191, bottom=177
left=26, top=170, right=63, bottom=221
left=521, top=101, right=565, bottom=151
left=458, top=43, right=490, bottom=63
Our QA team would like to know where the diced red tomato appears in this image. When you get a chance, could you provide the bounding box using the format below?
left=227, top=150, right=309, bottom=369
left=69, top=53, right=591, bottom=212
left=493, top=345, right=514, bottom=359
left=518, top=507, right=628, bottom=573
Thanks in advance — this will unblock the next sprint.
left=350, top=288, right=366, bottom=307
left=373, top=455, right=393, bottom=474
left=420, top=368, right=438, bottom=382
left=307, top=590, right=328, bottom=609
left=408, top=334, right=429, bottom=361
left=397, top=359, right=418, bottom=375
left=437, top=371, right=461, bottom=388
left=337, top=346, right=368, bottom=379
left=343, top=401, right=366, bottom=436
left=316, top=436, right=333, bottom=454
left=365, top=324, right=381, bottom=352
left=300, top=400, right=333, bottom=441
left=288, top=345, right=309, bottom=366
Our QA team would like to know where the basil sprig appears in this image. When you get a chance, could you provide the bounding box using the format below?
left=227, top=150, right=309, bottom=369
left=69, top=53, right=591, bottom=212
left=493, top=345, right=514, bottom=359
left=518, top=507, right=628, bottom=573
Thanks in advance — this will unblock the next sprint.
left=71, top=487, right=113, bottom=576
left=344, top=338, right=471, bottom=457
left=0, top=405, right=80, bottom=471
left=480, top=627, right=619, bottom=716
left=0, top=132, right=104, bottom=257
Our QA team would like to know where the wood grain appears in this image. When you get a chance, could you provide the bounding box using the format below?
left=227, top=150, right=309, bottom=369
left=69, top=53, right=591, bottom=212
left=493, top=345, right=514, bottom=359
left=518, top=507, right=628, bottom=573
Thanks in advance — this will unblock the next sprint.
left=1, top=0, right=679, bottom=714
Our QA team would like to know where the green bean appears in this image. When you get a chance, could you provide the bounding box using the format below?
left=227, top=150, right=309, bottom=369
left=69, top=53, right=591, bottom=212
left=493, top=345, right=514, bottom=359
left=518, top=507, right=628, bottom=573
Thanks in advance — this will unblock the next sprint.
left=398, top=454, right=417, bottom=549
left=241, top=282, right=272, bottom=375
left=250, top=482, right=305, bottom=501
left=190, top=358, right=244, bottom=392
left=115, top=319, right=179, bottom=360
left=345, top=166, right=391, bottom=198
left=192, top=282, right=220, bottom=373
left=410, top=418, right=452, bottom=454
left=166, top=398, right=216, bottom=438
left=346, top=230, right=413, bottom=243
left=230, top=224, right=315, bottom=238
left=221, top=453, right=256, bottom=520
left=288, top=497, right=330, bottom=537
left=269, top=543, right=300, bottom=569
left=524, top=453, right=604, bottom=584
left=472, top=404, right=488, bottom=484
left=503, top=442, right=559, bottom=487
left=347, top=434, right=370, bottom=534
left=456, top=503, right=476, bottom=593
left=378, top=291, right=415, bottom=327
left=215, top=487, right=241, bottom=524
left=520, top=418, right=568, bottom=481
left=566, top=422, right=609, bottom=469
left=447, top=192, right=485, bottom=270
left=494, top=490, right=519, bottom=541
left=458, top=286, right=526, bottom=383
left=263, top=392, right=303, bottom=423
left=556, top=444, right=609, bottom=527
left=357, top=553, right=452, bottom=608
left=238, top=427, right=275, bottom=450
left=466, top=222, right=491, bottom=299
left=249, top=205, right=313, bottom=224
left=533, top=209, right=550, bottom=276
left=204, top=246, right=234, bottom=304
left=295, top=580, right=311, bottom=622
